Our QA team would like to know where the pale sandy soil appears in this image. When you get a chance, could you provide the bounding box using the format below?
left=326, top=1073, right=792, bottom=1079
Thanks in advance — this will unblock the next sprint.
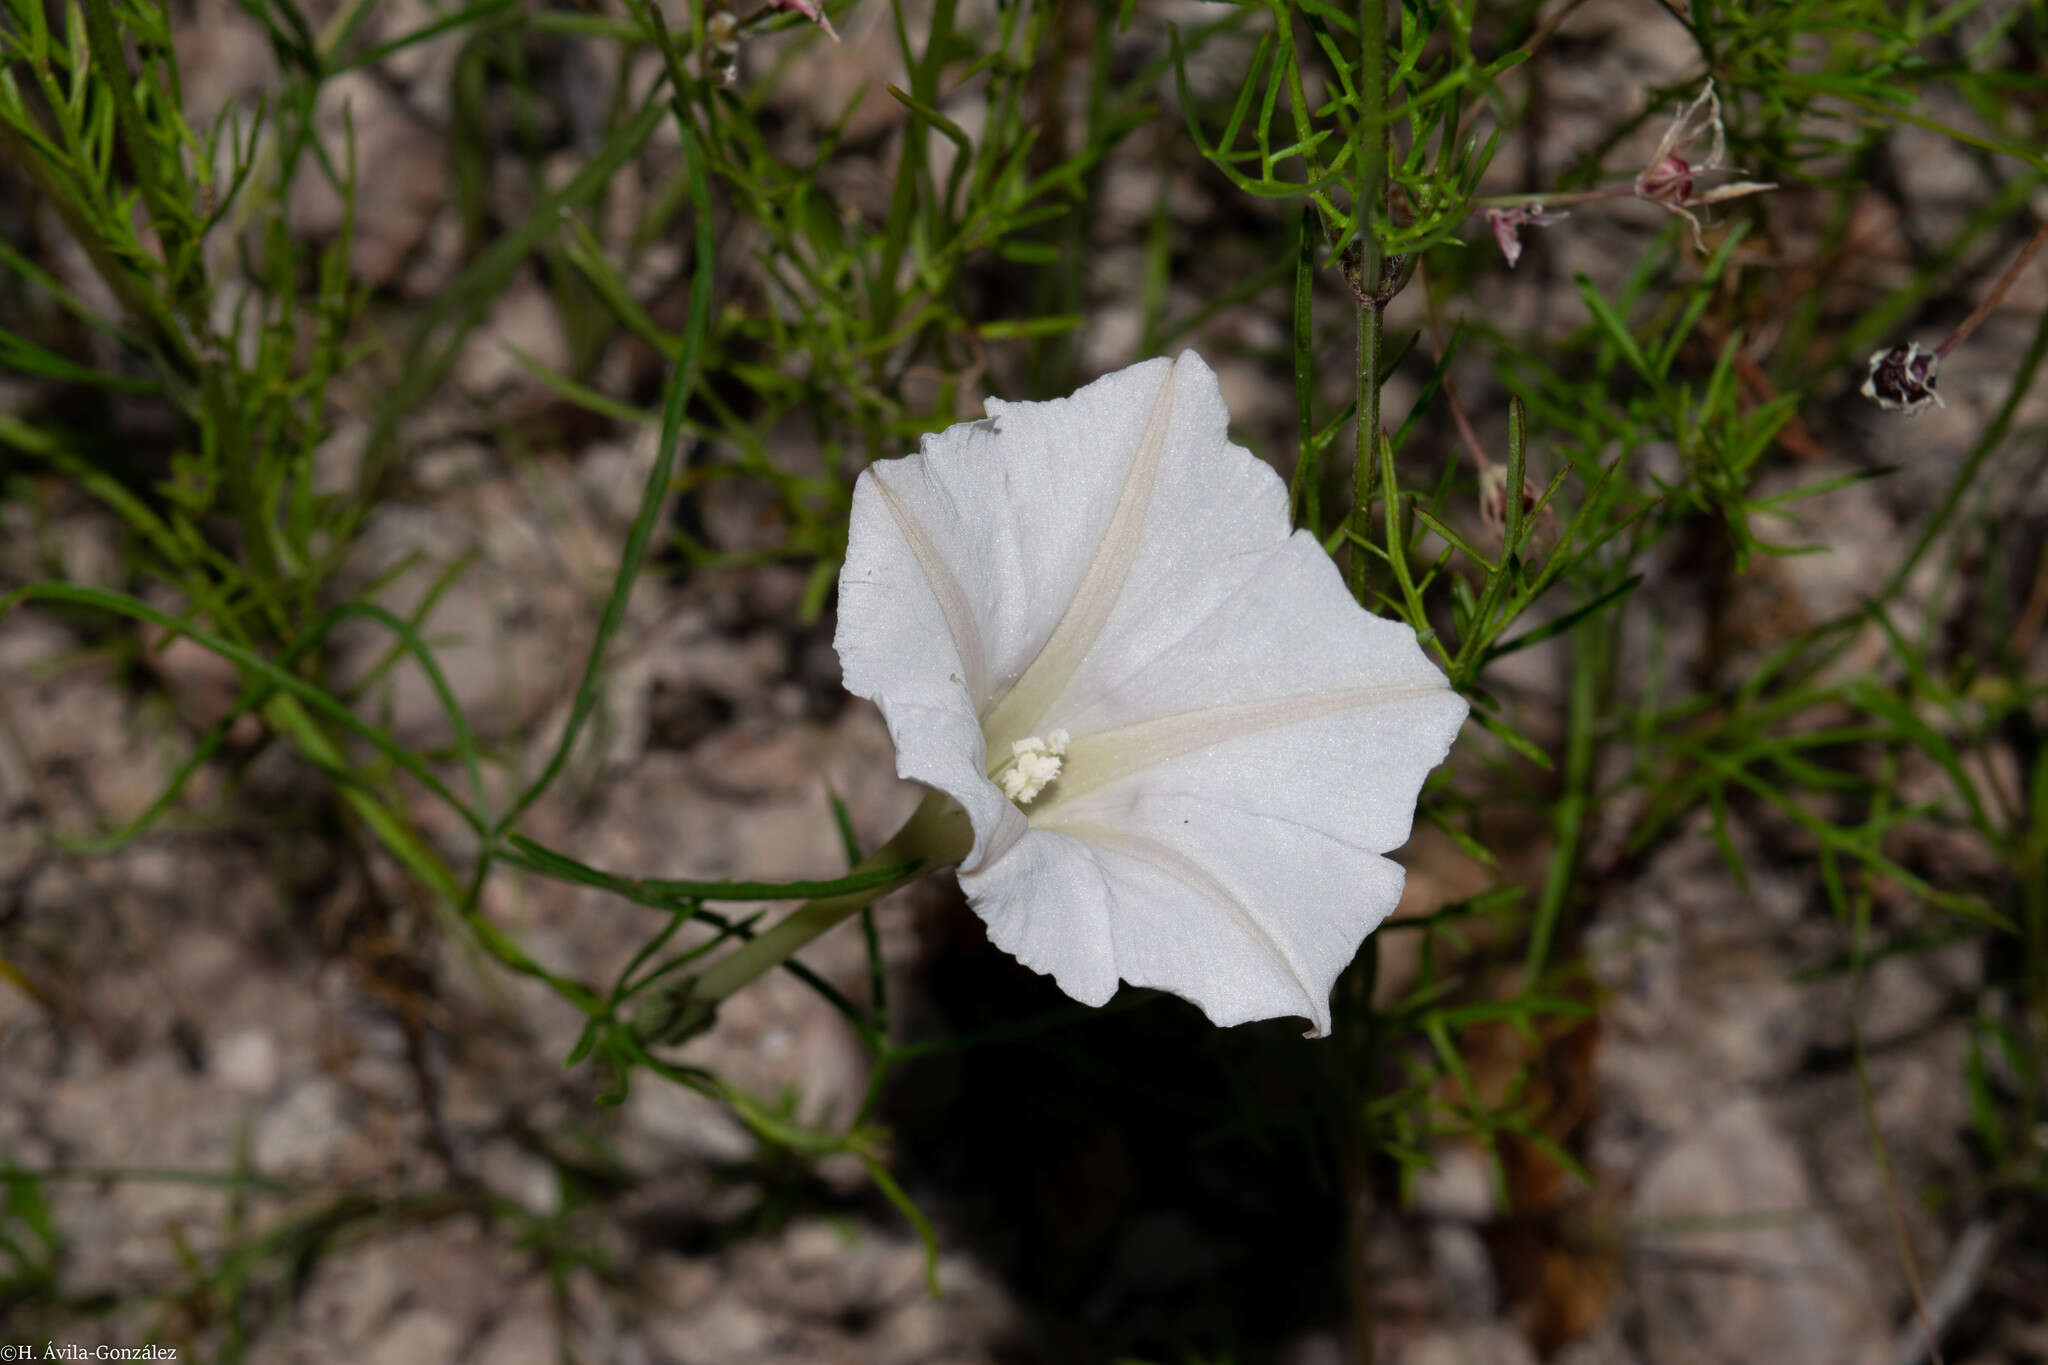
left=3, top=0, right=2046, bottom=1361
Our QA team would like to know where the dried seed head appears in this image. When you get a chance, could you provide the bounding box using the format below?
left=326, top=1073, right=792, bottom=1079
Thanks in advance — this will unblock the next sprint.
left=1861, top=342, right=1944, bottom=415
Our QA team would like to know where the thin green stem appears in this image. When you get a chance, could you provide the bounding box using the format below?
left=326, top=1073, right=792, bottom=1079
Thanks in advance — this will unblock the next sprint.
left=1468, top=186, right=1634, bottom=210
left=1526, top=621, right=1596, bottom=981
left=80, top=0, right=178, bottom=243
left=1344, top=7, right=1391, bottom=1363
left=663, top=793, right=969, bottom=1025
left=1353, top=0, right=1386, bottom=286
left=2024, top=751, right=2048, bottom=1137
left=873, top=0, right=957, bottom=340
left=0, top=120, right=199, bottom=389
left=1351, top=299, right=1385, bottom=600
left=1347, top=0, right=1388, bottom=601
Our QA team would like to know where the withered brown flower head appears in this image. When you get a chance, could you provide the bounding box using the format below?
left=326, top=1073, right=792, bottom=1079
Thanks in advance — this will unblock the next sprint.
left=1635, top=83, right=1776, bottom=252
left=1861, top=342, right=1944, bottom=415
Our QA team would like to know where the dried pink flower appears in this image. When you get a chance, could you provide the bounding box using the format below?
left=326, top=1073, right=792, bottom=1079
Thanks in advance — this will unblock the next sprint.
left=1634, top=83, right=1775, bottom=252
left=764, top=0, right=836, bottom=39
left=1484, top=204, right=1567, bottom=269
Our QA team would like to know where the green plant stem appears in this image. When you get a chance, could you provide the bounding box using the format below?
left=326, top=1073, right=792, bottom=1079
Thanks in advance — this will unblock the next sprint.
left=680, top=792, right=969, bottom=1012
left=873, top=0, right=958, bottom=340
left=259, top=692, right=462, bottom=899
left=2025, top=755, right=2048, bottom=1135
left=1469, top=185, right=1633, bottom=209
left=0, top=121, right=199, bottom=391
left=1527, top=620, right=1596, bottom=980
left=1347, top=0, right=1389, bottom=601
left=225, top=0, right=387, bottom=237
left=1351, top=299, right=1385, bottom=599
left=1354, top=0, right=1386, bottom=286
left=80, top=0, right=180, bottom=248
left=1345, top=5, right=1390, bottom=1361
left=256, top=691, right=557, bottom=1015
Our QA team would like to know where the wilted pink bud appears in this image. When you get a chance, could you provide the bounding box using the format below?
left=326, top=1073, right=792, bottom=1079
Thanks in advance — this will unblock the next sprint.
left=1634, top=83, right=1774, bottom=252
left=1861, top=342, right=1943, bottom=414
left=1484, top=205, right=1567, bottom=269
left=1636, top=154, right=1695, bottom=206
left=765, top=0, right=837, bottom=38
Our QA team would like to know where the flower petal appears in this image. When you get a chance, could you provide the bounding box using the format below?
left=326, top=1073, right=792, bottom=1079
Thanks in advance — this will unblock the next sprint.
left=996, top=682, right=1461, bottom=1033
left=837, top=350, right=1467, bottom=1032
left=1688, top=179, right=1775, bottom=205
left=954, top=827, right=1122, bottom=1007
left=1049, top=488, right=1456, bottom=742
left=966, top=795, right=1409, bottom=1036
left=845, top=357, right=1187, bottom=698
left=1045, top=682, right=1466, bottom=853
left=836, top=466, right=1023, bottom=872
left=969, top=484, right=1466, bottom=1032
left=837, top=354, right=1210, bottom=866
left=992, top=352, right=1295, bottom=746
left=979, top=357, right=1184, bottom=749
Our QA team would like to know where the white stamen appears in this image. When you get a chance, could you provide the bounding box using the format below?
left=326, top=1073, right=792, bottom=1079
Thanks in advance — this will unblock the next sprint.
left=996, top=732, right=1067, bottom=804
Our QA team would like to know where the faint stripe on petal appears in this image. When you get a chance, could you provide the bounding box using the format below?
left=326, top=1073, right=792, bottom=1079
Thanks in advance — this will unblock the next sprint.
left=1038, top=681, right=1452, bottom=811
left=869, top=466, right=989, bottom=704
left=1042, top=817, right=1327, bottom=1032
left=983, top=357, right=1178, bottom=744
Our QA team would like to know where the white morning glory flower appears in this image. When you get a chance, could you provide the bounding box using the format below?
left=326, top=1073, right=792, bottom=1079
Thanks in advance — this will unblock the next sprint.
left=834, top=352, right=1467, bottom=1036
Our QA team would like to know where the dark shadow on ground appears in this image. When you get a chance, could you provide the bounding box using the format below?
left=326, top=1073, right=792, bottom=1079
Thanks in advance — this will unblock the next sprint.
left=883, top=883, right=1353, bottom=1365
